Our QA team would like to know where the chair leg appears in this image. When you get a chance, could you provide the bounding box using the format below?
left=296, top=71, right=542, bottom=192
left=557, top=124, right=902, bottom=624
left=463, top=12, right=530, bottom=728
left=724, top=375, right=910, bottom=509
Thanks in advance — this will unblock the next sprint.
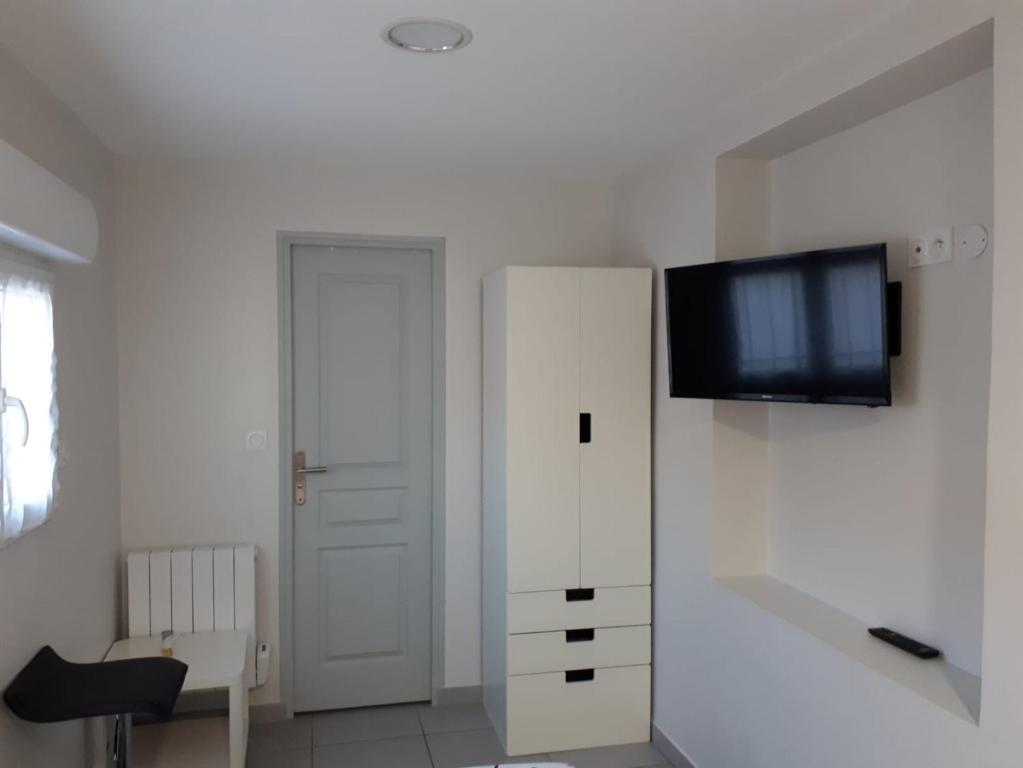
left=107, top=715, right=117, bottom=768
left=109, top=713, right=133, bottom=768
left=228, top=682, right=247, bottom=768
left=122, top=713, right=132, bottom=767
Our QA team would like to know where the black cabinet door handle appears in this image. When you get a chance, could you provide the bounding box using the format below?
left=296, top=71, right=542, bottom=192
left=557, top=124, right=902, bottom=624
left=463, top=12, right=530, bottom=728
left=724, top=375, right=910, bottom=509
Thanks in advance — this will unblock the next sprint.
left=580, top=413, right=591, bottom=443
left=566, top=588, right=594, bottom=602
left=565, top=669, right=595, bottom=683
left=566, top=628, right=595, bottom=643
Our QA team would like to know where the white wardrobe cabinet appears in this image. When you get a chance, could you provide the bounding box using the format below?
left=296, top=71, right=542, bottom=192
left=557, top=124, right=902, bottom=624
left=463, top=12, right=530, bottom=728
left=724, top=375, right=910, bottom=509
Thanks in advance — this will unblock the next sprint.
left=483, top=266, right=652, bottom=756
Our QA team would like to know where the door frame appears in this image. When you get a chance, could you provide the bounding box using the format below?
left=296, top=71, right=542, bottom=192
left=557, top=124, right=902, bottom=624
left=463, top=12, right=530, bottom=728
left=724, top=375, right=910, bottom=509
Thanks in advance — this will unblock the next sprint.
left=277, top=231, right=446, bottom=716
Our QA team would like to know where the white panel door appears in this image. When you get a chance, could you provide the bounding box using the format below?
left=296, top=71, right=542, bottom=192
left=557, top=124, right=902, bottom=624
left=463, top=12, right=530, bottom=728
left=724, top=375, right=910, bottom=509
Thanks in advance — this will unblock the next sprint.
left=580, top=269, right=652, bottom=587
left=505, top=268, right=581, bottom=592
left=292, top=243, right=432, bottom=712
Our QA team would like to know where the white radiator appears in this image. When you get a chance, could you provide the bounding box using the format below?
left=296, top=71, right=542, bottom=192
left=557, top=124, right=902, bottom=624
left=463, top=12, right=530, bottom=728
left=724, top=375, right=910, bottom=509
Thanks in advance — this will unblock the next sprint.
left=126, top=544, right=257, bottom=686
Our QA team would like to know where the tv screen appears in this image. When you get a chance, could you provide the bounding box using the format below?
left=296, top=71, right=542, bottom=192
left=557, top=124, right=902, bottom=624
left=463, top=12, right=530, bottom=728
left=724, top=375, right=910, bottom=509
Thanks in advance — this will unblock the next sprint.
left=665, top=244, right=891, bottom=406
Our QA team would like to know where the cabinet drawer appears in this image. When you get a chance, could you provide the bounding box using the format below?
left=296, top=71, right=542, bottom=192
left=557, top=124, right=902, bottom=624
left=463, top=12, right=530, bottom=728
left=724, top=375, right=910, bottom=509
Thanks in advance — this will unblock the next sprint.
left=508, top=625, right=650, bottom=675
left=505, top=665, right=650, bottom=756
left=507, top=586, right=649, bottom=634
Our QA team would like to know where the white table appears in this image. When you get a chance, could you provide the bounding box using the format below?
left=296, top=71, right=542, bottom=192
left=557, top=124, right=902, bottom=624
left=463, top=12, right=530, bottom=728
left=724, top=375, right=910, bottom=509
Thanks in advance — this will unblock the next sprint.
left=106, top=630, right=249, bottom=768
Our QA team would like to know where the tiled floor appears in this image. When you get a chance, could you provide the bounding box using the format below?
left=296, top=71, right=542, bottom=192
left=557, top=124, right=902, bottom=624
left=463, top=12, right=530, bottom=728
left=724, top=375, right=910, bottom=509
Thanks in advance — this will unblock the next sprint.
left=247, top=703, right=668, bottom=768
left=135, top=702, right=668, bottom=767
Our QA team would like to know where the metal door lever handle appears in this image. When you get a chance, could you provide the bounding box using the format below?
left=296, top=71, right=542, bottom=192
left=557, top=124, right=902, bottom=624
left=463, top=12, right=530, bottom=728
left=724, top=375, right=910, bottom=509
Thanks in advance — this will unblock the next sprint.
left=293, top=450, right=325, bottom=505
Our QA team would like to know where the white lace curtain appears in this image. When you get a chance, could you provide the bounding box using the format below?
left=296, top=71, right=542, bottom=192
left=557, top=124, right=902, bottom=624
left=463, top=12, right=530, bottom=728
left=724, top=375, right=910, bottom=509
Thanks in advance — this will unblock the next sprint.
left=0, top=266, right=57, bottom=544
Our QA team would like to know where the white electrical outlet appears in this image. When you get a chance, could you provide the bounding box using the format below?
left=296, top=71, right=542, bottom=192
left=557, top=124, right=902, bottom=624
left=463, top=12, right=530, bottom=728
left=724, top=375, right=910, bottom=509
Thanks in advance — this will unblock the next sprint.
left=931, top=227, right=953, bottom=263
left=909, top=238, right=928, bottom=267
left=908, top=227, right=953, bottom=268
left=256, top=642, right=271, bottom=686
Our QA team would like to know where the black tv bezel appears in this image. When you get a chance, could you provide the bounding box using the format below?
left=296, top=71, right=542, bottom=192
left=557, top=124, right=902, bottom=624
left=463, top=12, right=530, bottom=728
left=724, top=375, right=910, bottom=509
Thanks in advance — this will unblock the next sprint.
left=664, top=243, right=892, bottom=407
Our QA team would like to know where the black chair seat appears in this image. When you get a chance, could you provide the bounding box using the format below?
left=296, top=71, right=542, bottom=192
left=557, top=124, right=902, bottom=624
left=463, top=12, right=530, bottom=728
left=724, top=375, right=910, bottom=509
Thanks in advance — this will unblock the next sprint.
left=3, top=645, right=188, bottom=723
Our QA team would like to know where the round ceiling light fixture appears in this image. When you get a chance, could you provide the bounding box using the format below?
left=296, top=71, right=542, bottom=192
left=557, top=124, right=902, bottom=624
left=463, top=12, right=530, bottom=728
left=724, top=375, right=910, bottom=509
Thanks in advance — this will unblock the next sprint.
left=382, top=18, right=473, bottom=53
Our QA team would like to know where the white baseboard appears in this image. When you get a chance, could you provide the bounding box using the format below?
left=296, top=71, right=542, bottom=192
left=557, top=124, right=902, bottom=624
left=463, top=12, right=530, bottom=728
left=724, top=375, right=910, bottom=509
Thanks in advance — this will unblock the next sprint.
left=432, top=685, right=482, bottom=706
left=249, top=702, right=288, bottom=723
left=244, top=690, right=477, bottom=723
left=652, top=721, right=698, bottom=768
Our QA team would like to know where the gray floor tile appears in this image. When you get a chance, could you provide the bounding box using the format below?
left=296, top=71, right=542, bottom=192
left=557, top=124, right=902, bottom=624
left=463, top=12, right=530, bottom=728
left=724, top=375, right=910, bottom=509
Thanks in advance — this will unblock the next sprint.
left=313, top=704, right=422, bottom=745
left=314, top=735, right=432, bottom=768
left=134, top=717, right=229, bottom=766
left=247, top=746, right=312, bottom=768
left=249, top=716, right=313, bottom=750
left=417, top=702, right=492, bottom=734
left=426, top=727, right=550, bottom=768
left=550, top=741, right=668, bottom=768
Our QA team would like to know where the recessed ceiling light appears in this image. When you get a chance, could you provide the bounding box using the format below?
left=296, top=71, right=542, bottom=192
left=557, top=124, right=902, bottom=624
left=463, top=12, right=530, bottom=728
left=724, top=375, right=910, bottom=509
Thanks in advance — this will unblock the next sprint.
left=382, top=18, right=472, bottom=53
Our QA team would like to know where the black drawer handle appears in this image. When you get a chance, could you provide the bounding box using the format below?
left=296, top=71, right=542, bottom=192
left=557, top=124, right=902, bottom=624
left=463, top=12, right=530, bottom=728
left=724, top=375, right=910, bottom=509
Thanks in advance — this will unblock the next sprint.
left=566, top=628, right=595, bottom=643
left=565, top=669, right=595, bottom=683
left=566, top=588, right=594, bottom=602
left=580, top=413, right=591, bottom=444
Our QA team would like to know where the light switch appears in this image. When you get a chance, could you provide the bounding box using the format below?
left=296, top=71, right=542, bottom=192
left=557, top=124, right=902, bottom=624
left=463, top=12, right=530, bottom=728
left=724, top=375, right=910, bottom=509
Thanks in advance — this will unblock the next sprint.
left=245, top=430, right=268, bottom=451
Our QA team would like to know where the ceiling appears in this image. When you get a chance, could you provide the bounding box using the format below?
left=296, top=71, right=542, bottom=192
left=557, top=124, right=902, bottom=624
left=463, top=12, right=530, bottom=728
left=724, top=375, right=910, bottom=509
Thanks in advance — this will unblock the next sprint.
left=0, top=0, right=907, bottom=180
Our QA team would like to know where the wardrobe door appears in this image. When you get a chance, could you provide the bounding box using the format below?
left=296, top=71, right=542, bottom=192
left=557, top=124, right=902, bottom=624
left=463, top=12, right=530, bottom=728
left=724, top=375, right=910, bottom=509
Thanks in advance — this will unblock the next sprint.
left=506, top=267, right=581, bottom=592
left=579, top=268, right=652, bottom=587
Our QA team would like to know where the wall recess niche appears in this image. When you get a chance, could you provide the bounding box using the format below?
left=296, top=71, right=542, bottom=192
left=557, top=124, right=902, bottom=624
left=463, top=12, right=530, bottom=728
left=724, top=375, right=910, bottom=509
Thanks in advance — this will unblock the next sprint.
left=711, top=21, right=992, bottom=725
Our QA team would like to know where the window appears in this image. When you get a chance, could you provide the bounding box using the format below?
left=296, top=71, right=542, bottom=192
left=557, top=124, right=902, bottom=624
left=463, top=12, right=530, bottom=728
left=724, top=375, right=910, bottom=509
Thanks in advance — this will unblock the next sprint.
left=731, top=269, right=811, bottom=376
left=0, top=258, right=57, bottom=545
left=826, top=260, right=885, bottom=372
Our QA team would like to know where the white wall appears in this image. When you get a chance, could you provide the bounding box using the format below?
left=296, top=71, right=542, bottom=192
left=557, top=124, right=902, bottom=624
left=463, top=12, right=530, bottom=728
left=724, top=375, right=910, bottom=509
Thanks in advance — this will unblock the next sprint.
left=114, top=159, right=613, bottom=702
left=612, top=3, right=1023, bottom=767
left=767, top=69, right=992, bottom=675
left=712, top=159, right=771, bottom=579
left=0, top=43, right=120, bottom=768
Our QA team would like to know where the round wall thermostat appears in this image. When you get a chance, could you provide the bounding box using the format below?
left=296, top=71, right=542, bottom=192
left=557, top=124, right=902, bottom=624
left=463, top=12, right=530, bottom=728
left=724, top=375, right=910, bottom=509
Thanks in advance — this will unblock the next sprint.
left=959, top=224, right=988, bottom=259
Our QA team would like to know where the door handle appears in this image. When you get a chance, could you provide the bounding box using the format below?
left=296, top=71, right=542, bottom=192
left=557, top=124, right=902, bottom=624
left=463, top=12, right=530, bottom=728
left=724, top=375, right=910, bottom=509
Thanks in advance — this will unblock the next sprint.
left=293, top=450, right=327, bottom=505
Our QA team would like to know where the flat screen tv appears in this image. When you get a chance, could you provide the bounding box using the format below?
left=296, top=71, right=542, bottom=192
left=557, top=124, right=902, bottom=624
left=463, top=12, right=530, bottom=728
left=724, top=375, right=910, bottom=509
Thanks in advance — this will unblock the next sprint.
left=665, top=243, right=892, bottom=406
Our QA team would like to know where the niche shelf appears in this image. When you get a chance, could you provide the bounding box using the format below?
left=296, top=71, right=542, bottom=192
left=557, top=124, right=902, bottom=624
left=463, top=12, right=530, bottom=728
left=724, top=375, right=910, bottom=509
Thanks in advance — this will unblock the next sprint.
left=718, top=574, right=981, bottom=724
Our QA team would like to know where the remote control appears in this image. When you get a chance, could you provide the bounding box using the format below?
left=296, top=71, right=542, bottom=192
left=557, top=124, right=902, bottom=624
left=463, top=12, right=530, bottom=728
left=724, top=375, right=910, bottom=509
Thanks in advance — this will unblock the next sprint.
left=868, top=627, right=940, bottom=659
